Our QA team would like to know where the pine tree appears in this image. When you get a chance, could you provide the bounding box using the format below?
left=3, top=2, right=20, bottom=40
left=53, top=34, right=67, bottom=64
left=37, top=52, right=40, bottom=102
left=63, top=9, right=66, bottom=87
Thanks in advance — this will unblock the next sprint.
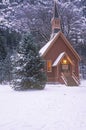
left=10, top=33, right=46, bottom=90
left=82, top=0, right=86, bottom=17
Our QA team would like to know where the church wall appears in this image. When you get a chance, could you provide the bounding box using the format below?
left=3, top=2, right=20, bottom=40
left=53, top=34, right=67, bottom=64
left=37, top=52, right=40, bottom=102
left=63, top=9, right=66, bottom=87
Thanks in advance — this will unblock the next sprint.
left=44, top=35, right=79, bottom=83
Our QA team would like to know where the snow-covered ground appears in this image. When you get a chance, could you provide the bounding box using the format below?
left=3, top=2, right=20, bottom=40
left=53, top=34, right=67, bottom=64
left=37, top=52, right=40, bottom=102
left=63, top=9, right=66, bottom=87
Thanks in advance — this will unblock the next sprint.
left=0, top=80, right=86, bottom=130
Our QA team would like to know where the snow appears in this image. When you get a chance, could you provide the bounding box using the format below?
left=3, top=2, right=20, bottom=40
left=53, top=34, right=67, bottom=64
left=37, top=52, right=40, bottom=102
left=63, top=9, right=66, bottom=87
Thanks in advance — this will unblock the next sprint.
left=39, top=33, right=59, bottom=56
left=0, top=17, right=4, bottom=22
left=53, top=52, right=65, bottom=66
left=0, top=80, right=86, bottom=130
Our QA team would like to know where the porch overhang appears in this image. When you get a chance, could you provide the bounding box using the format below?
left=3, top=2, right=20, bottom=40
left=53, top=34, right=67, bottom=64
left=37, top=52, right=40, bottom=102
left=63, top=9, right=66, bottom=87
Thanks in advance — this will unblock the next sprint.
left=52, top=52, right=74, bottom=67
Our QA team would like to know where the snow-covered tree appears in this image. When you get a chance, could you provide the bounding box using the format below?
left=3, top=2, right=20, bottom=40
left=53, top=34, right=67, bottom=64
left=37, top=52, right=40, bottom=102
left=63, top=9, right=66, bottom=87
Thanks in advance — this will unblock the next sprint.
left=11, top=33, right=46, bottom=90
left=0, top=28, right=21, bottom=83
left=81, top=0, right=86, bottom=17
left=59, top=1, right=84, bottom=47
left=0, top=0, right=86, bottom=80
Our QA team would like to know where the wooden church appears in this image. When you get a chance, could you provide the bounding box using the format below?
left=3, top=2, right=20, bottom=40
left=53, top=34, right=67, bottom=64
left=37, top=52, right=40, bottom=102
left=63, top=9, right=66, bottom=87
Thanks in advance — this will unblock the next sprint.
left=39, top=0, right=80, bottom=86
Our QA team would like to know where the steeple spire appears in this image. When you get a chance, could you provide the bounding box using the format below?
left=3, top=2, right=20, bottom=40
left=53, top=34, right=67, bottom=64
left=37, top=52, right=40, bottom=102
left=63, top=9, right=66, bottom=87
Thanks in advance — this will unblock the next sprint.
left=51, top=0, right=61, bottom=38
left=53, top=0, right=59, bottom=18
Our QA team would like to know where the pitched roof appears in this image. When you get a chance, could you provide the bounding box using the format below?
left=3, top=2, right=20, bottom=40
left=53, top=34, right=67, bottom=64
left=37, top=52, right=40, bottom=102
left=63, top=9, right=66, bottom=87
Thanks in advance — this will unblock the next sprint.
left=52, top=52, right=65, bottom=66
left=52, top=52, right=74, bottom=67
left=39, top=31, right=80, bottom=60
left=39, top=32, right=59, bottom=56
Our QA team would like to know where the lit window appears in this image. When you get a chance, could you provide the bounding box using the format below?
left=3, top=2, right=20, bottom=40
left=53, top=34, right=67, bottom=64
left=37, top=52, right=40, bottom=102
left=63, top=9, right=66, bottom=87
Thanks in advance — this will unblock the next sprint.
left=47, top=60, right=52, bottom=72
left=62, top=59, right=68, bottom=64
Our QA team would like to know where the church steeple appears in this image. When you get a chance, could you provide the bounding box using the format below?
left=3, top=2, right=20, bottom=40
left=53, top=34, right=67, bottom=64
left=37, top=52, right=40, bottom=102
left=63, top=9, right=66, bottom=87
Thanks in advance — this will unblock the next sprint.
left=51, top=0, right=61, bottom=38
left=53, top=0, right=59, bottom=18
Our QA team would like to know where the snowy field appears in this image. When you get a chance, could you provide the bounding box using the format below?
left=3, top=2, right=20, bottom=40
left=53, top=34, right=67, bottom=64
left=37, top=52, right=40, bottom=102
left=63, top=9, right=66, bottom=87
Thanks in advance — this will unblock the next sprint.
left=0, top=80, right=86, bottom=130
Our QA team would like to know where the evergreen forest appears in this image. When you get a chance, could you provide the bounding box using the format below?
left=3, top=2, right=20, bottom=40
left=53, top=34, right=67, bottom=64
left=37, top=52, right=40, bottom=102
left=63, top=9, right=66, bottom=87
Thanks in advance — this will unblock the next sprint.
left=0, top=0, right=86, bottom=84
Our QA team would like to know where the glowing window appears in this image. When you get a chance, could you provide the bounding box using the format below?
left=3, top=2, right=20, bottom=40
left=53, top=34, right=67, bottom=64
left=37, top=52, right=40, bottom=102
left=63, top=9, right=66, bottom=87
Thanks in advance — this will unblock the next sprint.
left=62, top=59, right=68, bottom=64
left=47, top=60, right=52, bottom=72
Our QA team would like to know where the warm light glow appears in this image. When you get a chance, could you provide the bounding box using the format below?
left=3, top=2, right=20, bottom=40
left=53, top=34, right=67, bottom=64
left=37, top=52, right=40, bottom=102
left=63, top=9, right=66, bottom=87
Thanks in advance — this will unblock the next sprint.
left=47, top=60, right=52, bottom=72
left=62, top=59, right=67, bottom=64
left=48, top=61, right=51, bottom=67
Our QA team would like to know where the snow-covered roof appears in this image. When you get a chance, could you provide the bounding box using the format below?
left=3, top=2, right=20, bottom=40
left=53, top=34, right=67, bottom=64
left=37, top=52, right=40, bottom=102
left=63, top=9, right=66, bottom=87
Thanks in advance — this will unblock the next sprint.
left=39, top=31, right=80, bottom=60
left=52, top=52, right=65, bottom=67
left=39, top=32, right=59, bottom=56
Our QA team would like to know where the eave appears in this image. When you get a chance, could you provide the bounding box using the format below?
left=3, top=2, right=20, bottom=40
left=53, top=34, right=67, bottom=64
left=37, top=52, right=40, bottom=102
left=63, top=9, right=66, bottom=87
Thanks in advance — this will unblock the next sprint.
left=39, top=31, right=81, bottom=61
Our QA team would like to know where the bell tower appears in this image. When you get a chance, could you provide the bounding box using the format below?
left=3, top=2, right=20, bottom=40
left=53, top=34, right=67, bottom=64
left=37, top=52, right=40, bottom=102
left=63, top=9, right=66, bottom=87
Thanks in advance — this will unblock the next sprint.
left=51, top=0, right=61, bottom=38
